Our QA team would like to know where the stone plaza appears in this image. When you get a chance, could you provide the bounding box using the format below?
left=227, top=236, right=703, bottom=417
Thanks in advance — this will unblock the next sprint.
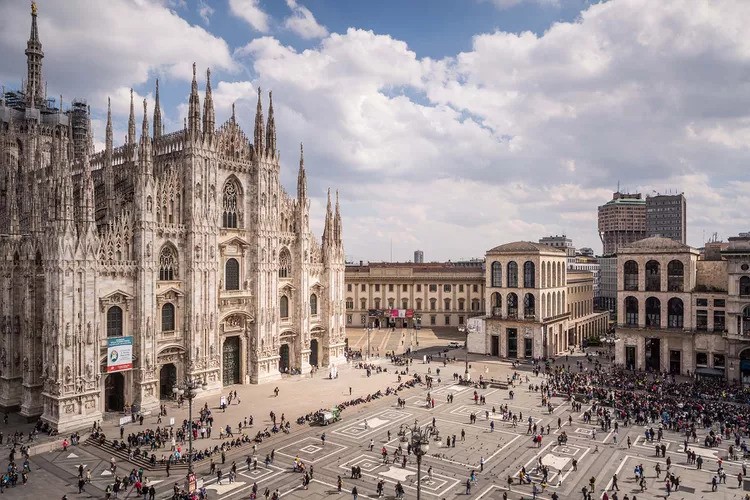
left=16, top=327, right=746, bottom=499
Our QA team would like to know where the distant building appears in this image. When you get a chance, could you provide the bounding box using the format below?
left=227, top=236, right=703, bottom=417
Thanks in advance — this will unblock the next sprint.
left=473, top=241, right=607, bottom=360
left=344, top=261, right=485, bottom=330
left=538, top=235, right=576, bottom=268
left=414, top=250, right=424, bottom=263
left=646, top=193, right=686, bottom=244
left=579, top=247, right=595, bottom=258
left=613, top=235, right=750, bottom=380
left=598, top=256, right=618, bottom=312
left=571, top=254, right=601, bottom=303
left=598, top=192, right=647, bottom=255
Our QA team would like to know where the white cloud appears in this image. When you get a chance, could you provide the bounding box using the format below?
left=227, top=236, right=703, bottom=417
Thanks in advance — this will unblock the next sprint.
left=0, top=0, right=235, bottom=106
left=284, top=0, right=329, bottom=39
left=237, top=0, right=750, bottom=261
left=229, top=0, right=271, bottom=33
left=198, top=0, right=215, bottom=25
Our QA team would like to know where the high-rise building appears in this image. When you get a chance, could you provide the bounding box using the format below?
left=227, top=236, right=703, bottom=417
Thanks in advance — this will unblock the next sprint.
left=646, top=193, right=686, bottom=244
left=597, top=192, right=647, bottom=255
left=538, top=235, right=576, bottom=267
left=414, top=250, right=424, bottom=263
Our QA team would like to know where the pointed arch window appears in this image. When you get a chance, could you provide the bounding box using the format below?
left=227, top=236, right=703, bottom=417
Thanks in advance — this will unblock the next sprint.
left=278, top=248, right=291, bottom=278
left=107, top=306, right=123, bottom=337
left=222, top=180, right=239, bottom=228
left=225, top=258, right=240, bottom=290
left=159, top=245, right=178, bottom=281
left=310, top=294, right=318, bottom=315
left=161, top=303, right=175, bottom=332
left=280, top=296, right=289, bottom=319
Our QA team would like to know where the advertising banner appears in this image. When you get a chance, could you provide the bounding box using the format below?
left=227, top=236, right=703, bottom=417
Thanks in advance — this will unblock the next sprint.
left=107, top=336, right=133, bottom=372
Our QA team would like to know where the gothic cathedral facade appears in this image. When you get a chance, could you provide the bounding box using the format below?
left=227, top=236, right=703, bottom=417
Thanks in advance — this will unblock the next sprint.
left=0, top=5, right=347, bottom=432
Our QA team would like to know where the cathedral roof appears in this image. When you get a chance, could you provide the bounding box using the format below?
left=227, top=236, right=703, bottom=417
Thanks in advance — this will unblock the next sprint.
left=620, top=236, right=692, bottom=253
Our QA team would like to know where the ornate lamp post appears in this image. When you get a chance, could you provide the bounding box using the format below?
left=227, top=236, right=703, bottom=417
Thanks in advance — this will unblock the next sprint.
left=173, top=377, right=207, bottom=493
left=367, top=325, right=372, bottom=360
left=410, top=420, right=430, bottom=500
left=462, top=324, right=476, bottom=378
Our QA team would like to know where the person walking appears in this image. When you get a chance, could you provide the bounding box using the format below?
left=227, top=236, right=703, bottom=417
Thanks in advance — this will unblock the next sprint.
left=612, top=473, right=619, bottom=491
left=351, top=486, right=358, bottom=500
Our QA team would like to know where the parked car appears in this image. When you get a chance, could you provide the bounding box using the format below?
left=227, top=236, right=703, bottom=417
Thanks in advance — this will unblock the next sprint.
left=448, top=341, right=463, bottom=348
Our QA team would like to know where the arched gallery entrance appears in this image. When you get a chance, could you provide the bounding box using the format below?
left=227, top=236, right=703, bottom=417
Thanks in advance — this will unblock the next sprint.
left=159, top=363, right=176, bottom=399
left=105, top=372, right=125, bottom=412
left=310, top=339, right=319, bottom=368
left=223, top=336, right=241, bottom=386
left=279, top=344, right=290, bottom=373
left=741, top=348, right=750, bottom=385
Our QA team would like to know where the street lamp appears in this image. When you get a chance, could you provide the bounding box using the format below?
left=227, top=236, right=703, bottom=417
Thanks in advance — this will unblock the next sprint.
left=463, top=324, right=476, bottom=378
left=366, top=325, right=371, bottom=360
left=173, top=376, right=207, bottom=493
left=410, top=420, right=430, bottom=500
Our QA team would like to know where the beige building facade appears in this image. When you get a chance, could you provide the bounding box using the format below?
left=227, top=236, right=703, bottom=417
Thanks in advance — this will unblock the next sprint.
left=478, top=242, right=607, bottom=360
left=344, top=262, right=485, bottom=329
left=614, top=235, right=750, bottom=382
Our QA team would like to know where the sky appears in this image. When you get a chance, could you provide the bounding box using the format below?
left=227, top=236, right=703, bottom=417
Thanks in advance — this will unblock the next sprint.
left=1, top=0, right=748, bottom=263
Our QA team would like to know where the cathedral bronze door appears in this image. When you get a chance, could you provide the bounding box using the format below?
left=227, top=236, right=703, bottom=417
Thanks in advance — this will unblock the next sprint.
left=159, top=363, right=176, bottom=399
left=222, top=336, right=241, bottom=386
left=105, top=372, right=125, bottom=412
left=279, top=344, right=290, bottom=373
left=309, top=339, right=319, bottom=368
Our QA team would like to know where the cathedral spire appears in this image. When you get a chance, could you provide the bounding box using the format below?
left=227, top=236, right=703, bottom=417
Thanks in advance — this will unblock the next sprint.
left=139, top=99, right=152, bottom=175
left=188, top=62, right=201, bottom=138
left=153, top=79, right=162, bottom=139
left=323, top=187, right=332, bottom=245
left=203, top=68, right=215, bottom=141
left=334, top=190, right=343, bottom=244
left=297, top=143, right=307, bottom=202
left=25, top=1, right=44, bottom=107
left=105, top=97, right=113, bottom=153
left=265, top=91, right=276, bottom=157
left=127, top=88, right=136, bottom=146
left=80, top=130, right=95, bottom=224
left=253, top=87, right=264, bottom=156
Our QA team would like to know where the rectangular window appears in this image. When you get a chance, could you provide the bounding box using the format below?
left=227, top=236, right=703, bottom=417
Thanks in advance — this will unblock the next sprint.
left=459, top=284, right=464, bottom=292
left=375, top=284, right=380, bottom=292
left=429, top=284, right=437, bottom=292
left=402, top=284, right=408, bottom=292
left=713, top=354, right=726, bottom=368
left=714, top=299, right=725, bottom=308
left=388, top=284, right=394, bottom=292
left=713, top=310, right=726, bottom=332
left=361, top=284, right=366, bottom=292
left=444, top=284, right=451, bottom=292
left=696, top=352, right=708, bottom=366
left=444, top=315, right=450, bottom=325
left=347, top=315, right=352, bottom=325
left=346, top=300, right=354, bottom=310
left=360, top=315, right=366, bottom=325
left=458, top=316, right=464, bottom=325
left=696, top=310, right=708, bottom=331
left=473, top=285, right=478, bottom=293
left=696, top=298, right=708, bottom=307
left=416, top=284, right=422, bottom=292
left=347, top=284, right=353, bottom=292
left=430, top=315, right=436, bottom=326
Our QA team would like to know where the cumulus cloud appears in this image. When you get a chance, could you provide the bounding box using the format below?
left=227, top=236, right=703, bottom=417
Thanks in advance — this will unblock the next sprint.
left=284, top=0, right=329, bottom=39
left=238, top=0, right=750, bottom=260
left=487, top=0, right=560, bottom=9
left=198, top=0, right=215, bottom=25
left=0, top=0, right=235, bottom=108
left=229, top=0, right=271, bottom=33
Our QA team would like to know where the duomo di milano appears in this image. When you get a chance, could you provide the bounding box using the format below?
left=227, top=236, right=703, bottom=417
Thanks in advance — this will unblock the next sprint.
left=0, top=4, right=346, bottom=431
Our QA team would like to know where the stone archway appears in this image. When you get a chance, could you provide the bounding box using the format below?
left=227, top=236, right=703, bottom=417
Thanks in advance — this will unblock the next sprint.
left=310, top=339, right=319, bottom=368
left=159, top=363, right=177, bottom=399
left=105, top=372, right=125, bottom=412
left=279, top=344, right=290, bottom=373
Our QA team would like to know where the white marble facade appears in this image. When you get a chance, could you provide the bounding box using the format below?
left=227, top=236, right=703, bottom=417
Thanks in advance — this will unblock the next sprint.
left=0, top=5, right=346, bottom=432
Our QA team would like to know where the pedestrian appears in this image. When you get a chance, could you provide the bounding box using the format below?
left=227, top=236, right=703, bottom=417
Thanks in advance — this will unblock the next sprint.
left=351, top=486, right=358, bottom=500
left=337, top=476, right=343, bottom=494
left=465, top=478, right=472, bottom=495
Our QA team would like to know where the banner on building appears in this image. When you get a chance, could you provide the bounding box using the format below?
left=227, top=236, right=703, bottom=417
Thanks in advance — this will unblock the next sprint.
left=107, top=336, right=133, bottom=372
